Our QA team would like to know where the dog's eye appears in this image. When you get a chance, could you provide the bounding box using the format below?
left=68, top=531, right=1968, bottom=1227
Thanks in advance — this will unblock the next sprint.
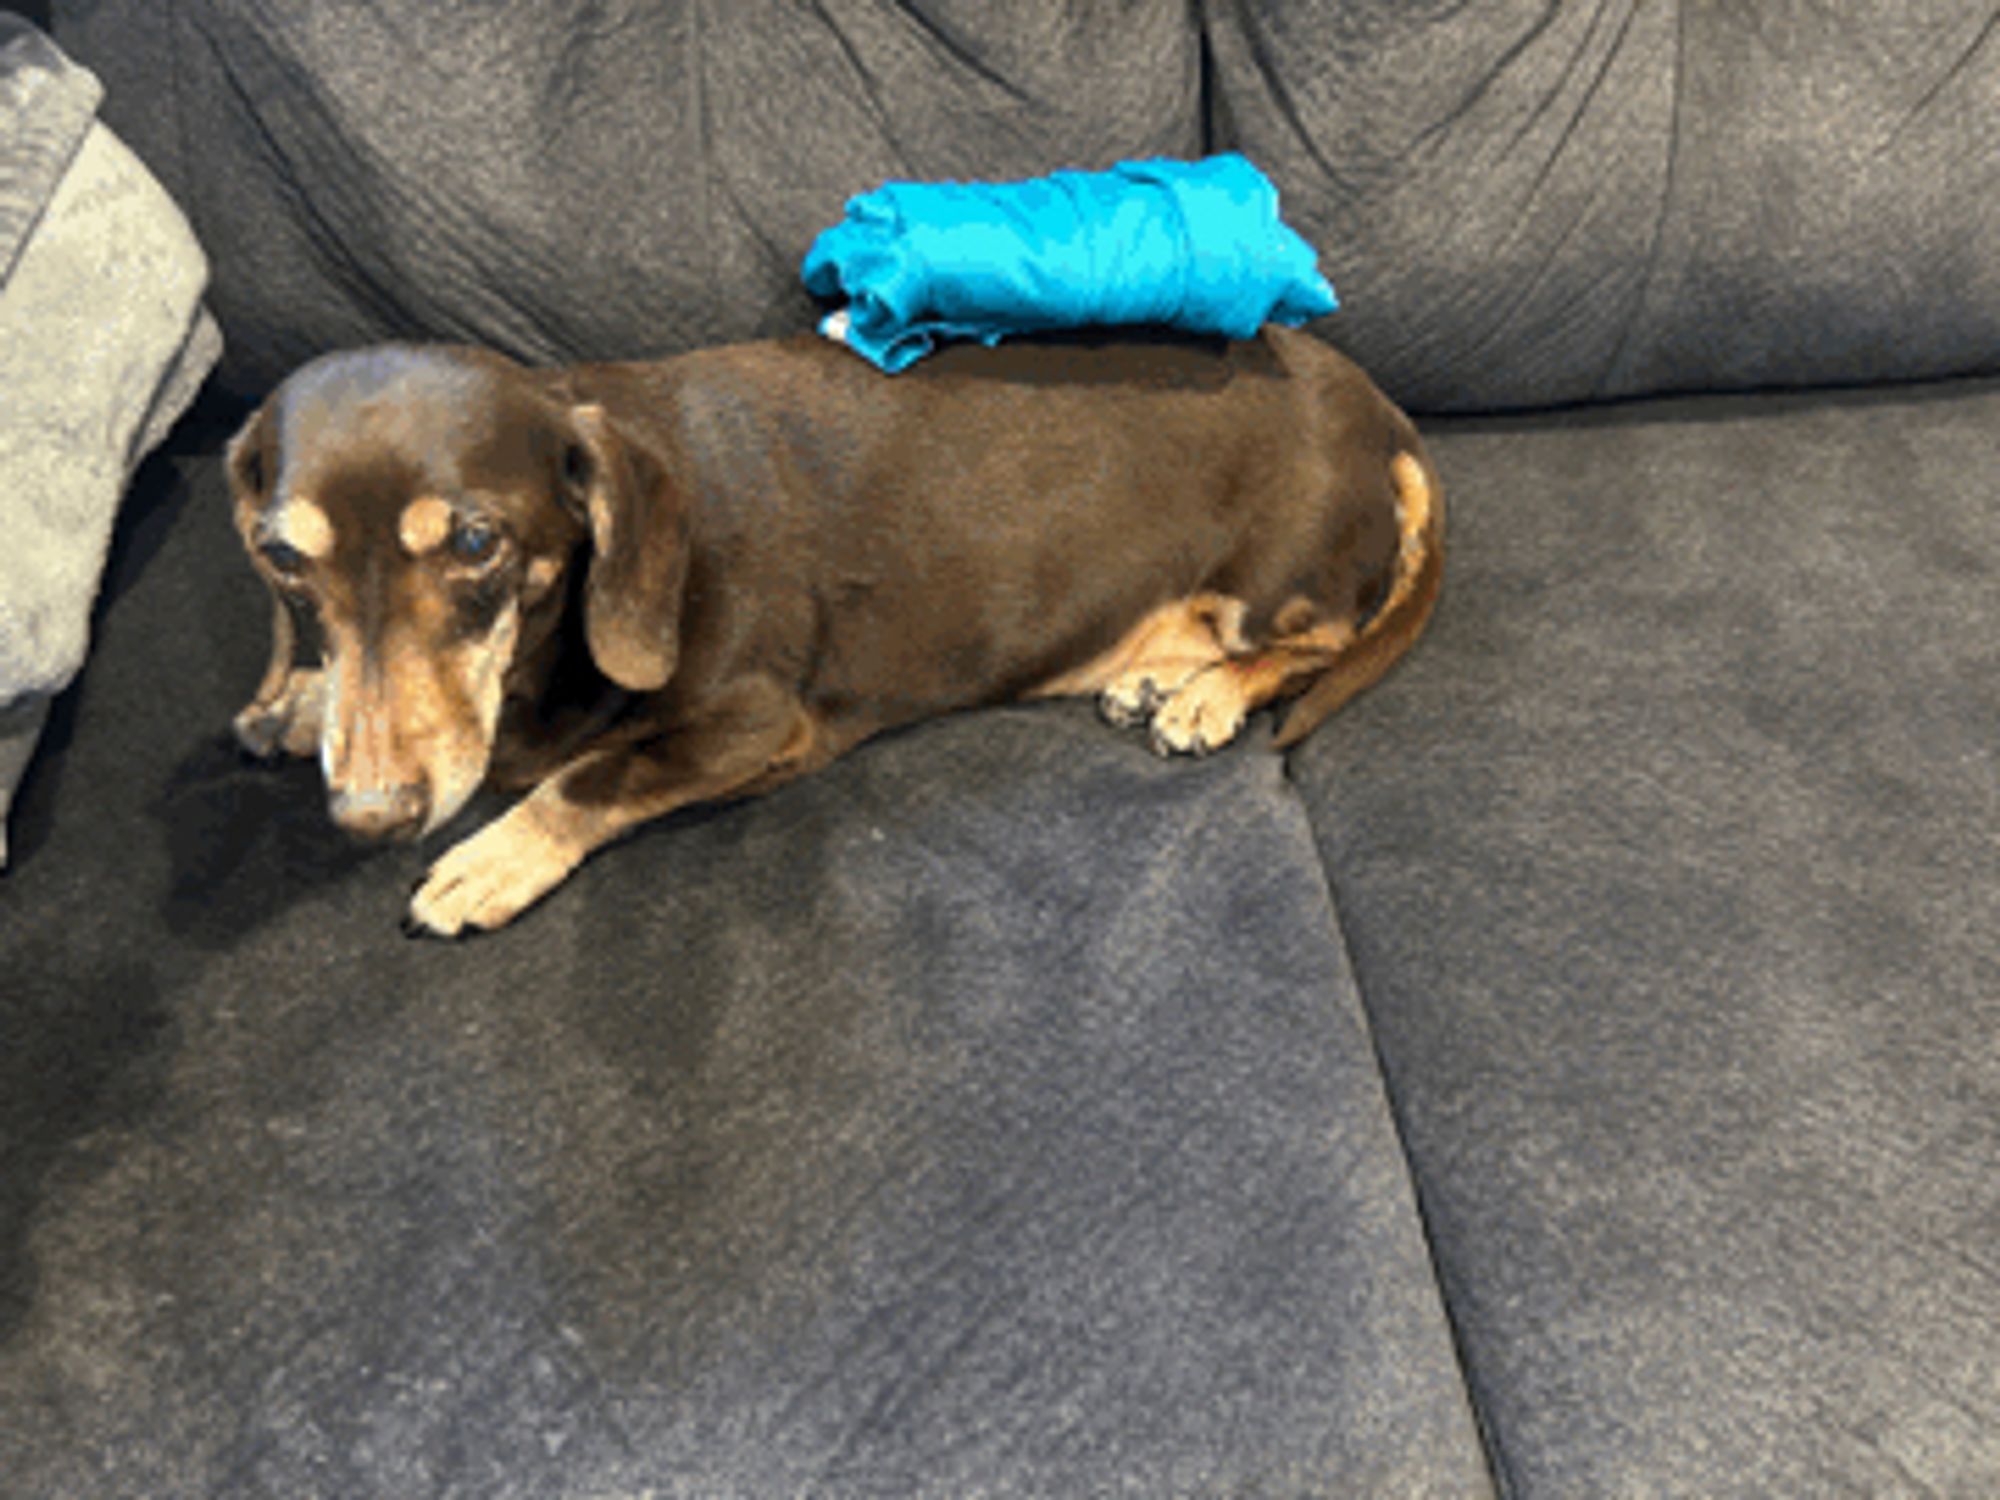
left=261, top=539, right=307, bottom=578
left=449, top=517, right=503, bottom=566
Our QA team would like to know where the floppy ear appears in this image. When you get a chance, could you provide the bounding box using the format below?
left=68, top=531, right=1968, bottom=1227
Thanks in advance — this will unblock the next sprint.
left=222, top=404, right=312, bottom=722
left=561, top=404, right=691, bottom=693
left=224, top=405, right=270, bottom=509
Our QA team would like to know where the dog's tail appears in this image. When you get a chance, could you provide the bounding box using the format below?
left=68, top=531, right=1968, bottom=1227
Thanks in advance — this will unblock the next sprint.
left=1271, top=439, right=1444, bottom=751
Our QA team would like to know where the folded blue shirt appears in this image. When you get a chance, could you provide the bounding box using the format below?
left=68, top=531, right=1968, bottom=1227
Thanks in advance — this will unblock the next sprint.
left=800, top=154, right=1338, bottom=373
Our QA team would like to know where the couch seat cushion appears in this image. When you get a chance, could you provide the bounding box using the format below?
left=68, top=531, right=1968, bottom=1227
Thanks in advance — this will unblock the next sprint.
left=1293, top=378, right=2000, bottom=1493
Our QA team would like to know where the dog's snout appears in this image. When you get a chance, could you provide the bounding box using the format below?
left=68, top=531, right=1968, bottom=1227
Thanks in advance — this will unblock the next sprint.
left=329, top=783, right=429, bottom=841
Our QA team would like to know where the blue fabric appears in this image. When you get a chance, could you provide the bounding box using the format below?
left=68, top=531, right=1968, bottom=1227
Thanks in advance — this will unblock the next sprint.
left=801, top=154, right=1338, bottom=372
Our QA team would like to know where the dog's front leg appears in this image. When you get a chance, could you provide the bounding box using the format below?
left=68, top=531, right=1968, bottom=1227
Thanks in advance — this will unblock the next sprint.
left=233, top=590, right=324, bottom=760
left=405, top=676, right=822, bottom=938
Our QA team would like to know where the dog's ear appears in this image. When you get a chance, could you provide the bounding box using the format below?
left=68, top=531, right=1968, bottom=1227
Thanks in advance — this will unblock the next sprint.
left=224, top=405, right=286, bottom=569
left=559, top=404, right=691, bottom=693
left=225, top=406, right=271, bottom=505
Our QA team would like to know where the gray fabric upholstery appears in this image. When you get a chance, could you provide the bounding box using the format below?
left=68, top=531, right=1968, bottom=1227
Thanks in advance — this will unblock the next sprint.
left=0, top=441, right=1491, bottom=1498
left=12, top=2, right=1999, bottom=1491
left=53, top=1, right=1203, bottom=397
left=1206, top=0, right=2000, bottom=410
left=57, top=3, right=2000, bottom=412
left=1292, top=380, right=2000, bottom=1492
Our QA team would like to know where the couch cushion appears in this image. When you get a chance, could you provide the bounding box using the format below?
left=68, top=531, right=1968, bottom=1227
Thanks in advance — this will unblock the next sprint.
left=51, top=1, right=1202, bottom=397
left=1207, top=0, right=2000, bottom=411
left=1292, top=380, right=2000, bottom=1490
left=0, top=435, right=1492, bottom=1496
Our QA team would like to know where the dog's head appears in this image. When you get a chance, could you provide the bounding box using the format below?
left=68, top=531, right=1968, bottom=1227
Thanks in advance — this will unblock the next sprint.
left=227, top=345, right=690, bottom=839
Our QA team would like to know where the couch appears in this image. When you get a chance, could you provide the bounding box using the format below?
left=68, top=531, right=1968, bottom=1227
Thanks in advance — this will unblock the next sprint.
left=4, top=4, right=1996, bottom=1494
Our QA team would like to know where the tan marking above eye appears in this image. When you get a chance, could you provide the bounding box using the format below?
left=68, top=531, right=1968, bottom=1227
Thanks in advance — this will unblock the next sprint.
left=399, top=496, right=456, bottom=557
left=274, top=498, right=336, bottom=560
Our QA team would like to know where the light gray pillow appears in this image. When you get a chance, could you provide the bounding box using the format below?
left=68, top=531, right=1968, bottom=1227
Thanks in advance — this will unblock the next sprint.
left=0, top=18, right=221, bottom=867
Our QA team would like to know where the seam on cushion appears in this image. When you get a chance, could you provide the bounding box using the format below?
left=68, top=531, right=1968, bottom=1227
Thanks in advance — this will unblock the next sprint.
left=1279, top=759, right=1517, bottom=1500
left=1593, top=0, right=1687, bottom=400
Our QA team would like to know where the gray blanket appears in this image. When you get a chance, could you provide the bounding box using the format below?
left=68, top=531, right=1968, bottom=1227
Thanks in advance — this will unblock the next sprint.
left=0, top=17, right=221, bottom=865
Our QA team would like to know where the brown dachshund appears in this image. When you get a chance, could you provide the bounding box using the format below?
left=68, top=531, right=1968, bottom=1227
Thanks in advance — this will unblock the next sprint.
left=225, top=327, right=1442, bottom=936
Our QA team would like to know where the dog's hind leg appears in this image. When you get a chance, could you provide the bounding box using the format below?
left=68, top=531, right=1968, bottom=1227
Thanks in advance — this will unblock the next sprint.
left=1147, top=617, right=1356, bottom=757
left=1149, top=448, right=1442, bottom=756
left=1030, top=594, right=1250, bottom=728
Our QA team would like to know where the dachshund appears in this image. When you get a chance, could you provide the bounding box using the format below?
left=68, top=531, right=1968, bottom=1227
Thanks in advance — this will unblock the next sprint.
left=225, top=327, right=1442, bottom=936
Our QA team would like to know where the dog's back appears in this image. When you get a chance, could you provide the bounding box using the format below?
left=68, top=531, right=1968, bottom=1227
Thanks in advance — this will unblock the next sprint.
left=569, top=327, right=1433, bottom=742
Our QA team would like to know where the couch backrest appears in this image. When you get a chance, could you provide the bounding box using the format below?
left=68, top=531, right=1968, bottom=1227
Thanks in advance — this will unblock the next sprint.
left=54, top=1, right=2000, bottom=412
left=1207, top=0, right=2000, bottom=410
left=52, top=2, right=1199, bottom=398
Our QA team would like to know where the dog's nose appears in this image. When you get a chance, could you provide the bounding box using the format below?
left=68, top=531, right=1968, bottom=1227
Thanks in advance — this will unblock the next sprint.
left=329, top=783, right=429, bottom=840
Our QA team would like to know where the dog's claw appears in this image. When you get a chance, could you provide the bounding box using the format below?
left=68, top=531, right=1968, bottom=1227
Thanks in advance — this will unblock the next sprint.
left=1150, top=721, right=1213, bottom=758
left=1098, top=676, right=1163, bottom=729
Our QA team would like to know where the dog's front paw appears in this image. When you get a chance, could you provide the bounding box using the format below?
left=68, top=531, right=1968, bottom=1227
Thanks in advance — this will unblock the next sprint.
left=233, top=669, right=325, bottom=761
left=1149, top=669, right=1249, bottom=757
left=405, top=802, right=584, bottom=938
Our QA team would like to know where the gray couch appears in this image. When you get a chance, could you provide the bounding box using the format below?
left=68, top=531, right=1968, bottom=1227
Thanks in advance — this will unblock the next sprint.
left=4, top=4, right=1996, bottom=1494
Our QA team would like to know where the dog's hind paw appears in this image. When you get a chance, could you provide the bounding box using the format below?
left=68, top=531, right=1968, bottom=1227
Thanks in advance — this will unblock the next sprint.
left=1148, top=668, right=1249, bottom=757
left=1098, top=674, right=1165, bottom=729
